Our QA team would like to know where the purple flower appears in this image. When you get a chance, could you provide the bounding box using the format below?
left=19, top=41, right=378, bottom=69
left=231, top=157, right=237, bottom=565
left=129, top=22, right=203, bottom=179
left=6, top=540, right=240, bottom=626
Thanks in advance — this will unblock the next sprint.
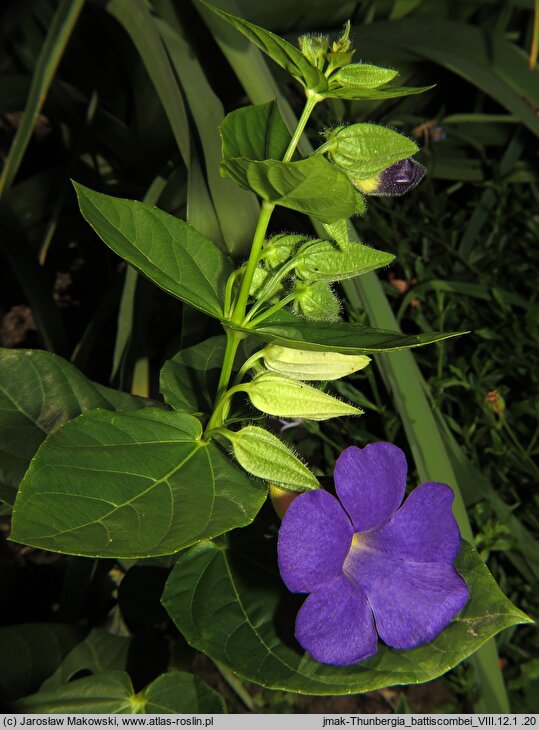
left=354, top=158, right=426, bottom=197
left=277, top=442, right=469, bottom=666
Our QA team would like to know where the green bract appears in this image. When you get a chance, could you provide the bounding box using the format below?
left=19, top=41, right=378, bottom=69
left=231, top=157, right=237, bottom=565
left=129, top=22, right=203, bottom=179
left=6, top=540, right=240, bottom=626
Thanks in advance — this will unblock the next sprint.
left=331, top=64, right=399, bottom=90
left=295, top=281, right=341, bottom=321
left=295, top=239, right=395, bottom=282
left=243, top=372, right=362, bottom=420
left=224, top=425, right=319, bottom=492
left=325, top=124, right=419, bottom=179
left=262, top=345, right=371, bottom=381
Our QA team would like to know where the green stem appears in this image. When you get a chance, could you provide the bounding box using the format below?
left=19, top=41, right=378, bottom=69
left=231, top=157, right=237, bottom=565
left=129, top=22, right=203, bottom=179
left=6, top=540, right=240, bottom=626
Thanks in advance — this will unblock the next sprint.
left=249, top=290, right=300, bottom=326
left=209, top=94, right=320, bottom=434
left=214, top=329, right=242, bottom=405
left=233, top=349, right=265, bottom=385
left=282, top=93, right=319, bottom=163
left=230, top=200, right=275, bottom=324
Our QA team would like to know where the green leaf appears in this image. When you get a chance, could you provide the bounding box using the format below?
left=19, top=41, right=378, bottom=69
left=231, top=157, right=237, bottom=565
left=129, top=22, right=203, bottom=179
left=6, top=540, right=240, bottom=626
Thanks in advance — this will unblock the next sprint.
left=323, top=84, right=434, bottom=101
left=326, top=124, right=418, bottom=179
left=0, top=624, right=80, bottom=703
left=17, top=671, right=226, bottom=714
left=223, top=426, right=319, bottom=491
left=227, top=311, right=466, bottom=354
left=11, top=408, right=266, bottom=558
left=162, top=539, right=531, bottom=694
left=243, top=372, right=362, bottom=420
left=220, top=101, right=291, bottom=161
left=41, top=630, right=130, bottom=690
left=295, top=239, right=395, bottom=281
left=197, top=0, right=327, bottom=92
left=73, top=182, right=234, bottom=318
left=160, top=336, right=227, bottom=414
left=221, top=156, right=356, bottom=223
left=0, top=348, right=156, bottom=505
left=331, top=63, right=399, bottom=89
left=140, top=672, right=226, bottom=714
left=16, top=671, right=138, bottom=714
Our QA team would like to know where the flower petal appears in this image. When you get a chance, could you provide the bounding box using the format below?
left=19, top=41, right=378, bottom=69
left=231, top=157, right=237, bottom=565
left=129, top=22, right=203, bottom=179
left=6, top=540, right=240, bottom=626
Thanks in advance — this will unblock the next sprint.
left=334, top=443, right=407, bottom=532
left=363, top=483, right=462, bottom=564
left=344, top=549, right=469, bottom=649
left=295, top=574, right=378, bottom=665
left=278, top=490, right=353, bottom=594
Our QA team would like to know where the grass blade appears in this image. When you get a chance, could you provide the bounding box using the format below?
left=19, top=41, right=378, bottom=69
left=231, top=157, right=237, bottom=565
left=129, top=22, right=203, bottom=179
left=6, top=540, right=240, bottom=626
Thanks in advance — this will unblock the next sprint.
left=0, top=0, right=86, bottom=198
left=107, top=0, right=190, bottom=168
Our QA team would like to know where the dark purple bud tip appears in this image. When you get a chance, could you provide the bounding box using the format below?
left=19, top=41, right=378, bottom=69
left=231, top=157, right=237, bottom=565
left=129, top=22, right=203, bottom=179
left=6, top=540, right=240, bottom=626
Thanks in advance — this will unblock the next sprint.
left=377, top=158, right=426, bottom=196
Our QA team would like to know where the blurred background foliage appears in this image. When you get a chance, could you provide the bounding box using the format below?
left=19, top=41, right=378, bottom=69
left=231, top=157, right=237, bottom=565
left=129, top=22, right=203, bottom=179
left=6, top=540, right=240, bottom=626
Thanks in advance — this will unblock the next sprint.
left=0, top=0, right=538, bottom=714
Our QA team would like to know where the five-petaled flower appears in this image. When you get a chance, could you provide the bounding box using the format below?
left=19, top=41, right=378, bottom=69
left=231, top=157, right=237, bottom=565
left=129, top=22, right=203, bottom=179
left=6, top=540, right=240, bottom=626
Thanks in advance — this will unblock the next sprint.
left=277, top=442, right=469, bottom=666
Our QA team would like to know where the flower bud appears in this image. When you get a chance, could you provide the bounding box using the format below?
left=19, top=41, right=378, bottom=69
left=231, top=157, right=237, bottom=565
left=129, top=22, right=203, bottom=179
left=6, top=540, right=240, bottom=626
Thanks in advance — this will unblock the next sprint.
left=264, top=233, right=306, bottom=269
left=226, top=426, right=319, bottom=492
left=270, top=484, right=298, bottom=519
left=295, top=281, right=341, bottom=321
left=263, top=344, right=370, bottom=381
left=298, top=34, right=329, bottom=68
left=353, top=158, right=426, bottom=197
left=485, top=390, right=506, bottom=416
left=245, top=372, right=363, bottom=420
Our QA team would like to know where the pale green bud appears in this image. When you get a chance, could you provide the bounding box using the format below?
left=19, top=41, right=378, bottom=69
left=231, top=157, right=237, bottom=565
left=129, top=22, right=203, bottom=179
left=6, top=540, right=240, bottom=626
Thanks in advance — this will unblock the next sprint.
left=298, top=34, right=329, bottom=68
left=245, top=372, right=362, bottom=420
left=226, top=426, right=319, bottom=492
left=332, top=20, right=352, bottom=53
left=264, top=233, right=306, bottom=269
left=249, top=265, right=269, bottom=296
left=331, top=64, right=398, bottom=90
left=295, top=281, right=341, bottom=321
left=263, top=345, right=370, bottom=381
left=295, top=240, right=394, bottom=282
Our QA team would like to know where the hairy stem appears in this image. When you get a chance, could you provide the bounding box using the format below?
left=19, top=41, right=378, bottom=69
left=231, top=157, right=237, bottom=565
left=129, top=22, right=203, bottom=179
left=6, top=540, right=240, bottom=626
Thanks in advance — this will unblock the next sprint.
left=208, top=94, right=319, bottom=433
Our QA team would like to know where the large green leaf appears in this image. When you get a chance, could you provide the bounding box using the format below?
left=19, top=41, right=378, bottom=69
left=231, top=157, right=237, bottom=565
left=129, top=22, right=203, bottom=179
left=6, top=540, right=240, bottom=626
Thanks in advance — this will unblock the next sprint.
left=16, top=672, right=138, bottom=714
left=10, top=409, right=266, bottom=558
left=162, top=538, right=530, bottom=694
left=140, top=672, right=226, bottom=713
left=0, top=348, right=155, bottom=505
left=221, top=156, right=356, bottom=223
left=73, top=182, right=234, bottom=318
left=226, top=312, right=466, bottom=353
left=197, top=0, right=327, bottom=92
left=41, top=630, right=130, bottom=690
left=160, top=336, right=227, bottom=414
left=16, top=671, right=225, bottom=714
left=220, top=101, right=291, bottom=161
left=0, top=623, right=80, bottom=703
